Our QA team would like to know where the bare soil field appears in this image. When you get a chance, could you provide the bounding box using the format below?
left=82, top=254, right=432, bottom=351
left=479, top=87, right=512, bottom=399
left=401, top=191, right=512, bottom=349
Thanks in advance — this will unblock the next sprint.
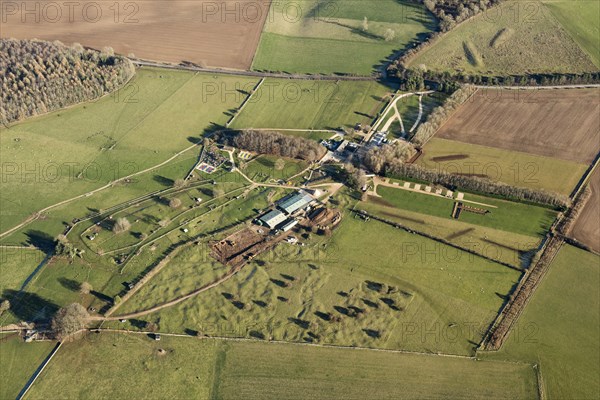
left=572, top=167, right=600, bottom=253
left=1, top=0, right=269, bottom=69
left=437, top=88, right=600, bottom=163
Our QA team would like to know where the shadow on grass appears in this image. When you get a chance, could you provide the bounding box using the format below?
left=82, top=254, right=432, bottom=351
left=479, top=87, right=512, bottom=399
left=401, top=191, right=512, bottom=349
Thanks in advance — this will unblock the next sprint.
left=2, top=289, right=59, bottom=323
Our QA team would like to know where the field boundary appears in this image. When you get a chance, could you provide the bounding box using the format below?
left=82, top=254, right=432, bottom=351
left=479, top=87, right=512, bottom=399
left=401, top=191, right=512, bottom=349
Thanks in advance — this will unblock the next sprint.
left=226, top=78, right=265, bottom=127
left=15, top=342, right=62, bottom=400
left=480, top=235, right=564, bottom=351
left=134, top=60, right=378, bottom=81
left=353, top=208, right=523, bottom=271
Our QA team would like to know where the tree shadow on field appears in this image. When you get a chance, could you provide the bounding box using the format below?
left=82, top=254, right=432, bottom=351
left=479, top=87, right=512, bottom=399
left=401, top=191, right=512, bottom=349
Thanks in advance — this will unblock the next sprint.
left=24, top=230, right=55, bottom=252
left=187, top=136, right=202, bottom=145
left=153, top=175, right=174, bottom=187
left=57, top=278, right=80, bottom=292
left=2, top=289, right=59, bottom=323
left=91, top=290, right=113, bottom=303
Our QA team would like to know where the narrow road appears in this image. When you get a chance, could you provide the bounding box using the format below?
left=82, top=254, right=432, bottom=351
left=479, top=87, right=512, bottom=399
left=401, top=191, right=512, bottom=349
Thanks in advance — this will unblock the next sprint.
left=409, top=95, right=424, bottom=133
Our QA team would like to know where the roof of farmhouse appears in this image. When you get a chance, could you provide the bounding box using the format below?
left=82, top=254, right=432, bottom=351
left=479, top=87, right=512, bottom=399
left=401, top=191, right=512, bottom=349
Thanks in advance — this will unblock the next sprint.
left=277, top=191, right=313, bottom=214
left=259, top=209, right=287, bottom=228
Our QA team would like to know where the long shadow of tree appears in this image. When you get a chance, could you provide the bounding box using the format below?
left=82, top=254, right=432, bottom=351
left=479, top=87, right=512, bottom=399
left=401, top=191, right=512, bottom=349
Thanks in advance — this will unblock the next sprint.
left=24, top=230, right=55, bottom=252
left=2, top=289, right=59, bottom=323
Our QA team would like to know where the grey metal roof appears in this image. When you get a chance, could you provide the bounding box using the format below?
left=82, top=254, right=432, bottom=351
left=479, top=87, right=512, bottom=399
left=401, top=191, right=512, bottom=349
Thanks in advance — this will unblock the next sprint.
left=259, top=209, right=287, bottom=228
left=277, top=191, right=313, bottom=214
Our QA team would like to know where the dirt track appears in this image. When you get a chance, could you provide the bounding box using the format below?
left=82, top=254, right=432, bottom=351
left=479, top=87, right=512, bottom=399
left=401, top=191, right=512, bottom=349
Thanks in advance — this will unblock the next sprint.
left=572, top=167, right=600, bottom=253
left=1, top=0, right=270, bottom=69
left=437, top=88, right=600, bottom=163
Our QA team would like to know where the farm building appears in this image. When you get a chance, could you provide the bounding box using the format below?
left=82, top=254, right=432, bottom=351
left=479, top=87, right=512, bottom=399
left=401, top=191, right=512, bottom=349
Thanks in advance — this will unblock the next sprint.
left=280, top=219, right=299, bottom=232
left=277, top=191, right=314, bottom=215
left=258, top=209, right=287, bottom=229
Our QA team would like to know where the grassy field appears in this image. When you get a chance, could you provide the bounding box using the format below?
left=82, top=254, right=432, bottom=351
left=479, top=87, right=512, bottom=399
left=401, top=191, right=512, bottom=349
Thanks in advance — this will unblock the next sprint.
left=0, top=67, right=258, bottom=233
left=376, top=185, right=556, bottom=238
left=543, top=0, right=600, bottom=67
left=27, top=333, right=217, bottom=400
left=0, top=171, right=251, bottom=326
left=231, top=79, right=394, bottom=130
left=22, top=332, right=538, bottom=399
left=215, top=341, right=537, bottom=400
left=115, top=215, right=520, bottom=356
left=409, top=0, right=597, bottom=74
left=483, top=245, right=600, bottom=399
left=0, top=248, right=47, bottom=325
left=418, top=138, right=588, bottom=195
left=0, top=149, right=201, bottom=247
left=0, top=334, right=55, bottom=400
left=358, top=200, right=541, bottom=267
left=387, top=93, right=448, bottom=138
left=253, top=0, right=436, bottom=75
left=241, top=155, right=309, bottom=184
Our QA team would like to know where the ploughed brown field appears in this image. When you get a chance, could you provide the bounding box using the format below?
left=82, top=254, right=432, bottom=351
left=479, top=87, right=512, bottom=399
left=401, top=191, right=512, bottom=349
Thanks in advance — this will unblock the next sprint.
left=1, top=0, right=270, bottom=69
left=437, top=88, right=600, bottom=164
left=572, top=167, right=600, bottom=253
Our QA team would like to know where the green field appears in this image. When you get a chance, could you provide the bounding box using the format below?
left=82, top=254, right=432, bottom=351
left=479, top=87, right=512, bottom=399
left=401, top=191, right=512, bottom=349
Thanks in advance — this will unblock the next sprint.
left=27, top=333, right=217, bottom=400
left=376, top=185, right=556, bottom=238
left=253, top=0, right=436, bottom=75
left=231, top=79, right=394, bottom=130
left=0, top=248, right=46, bottom=294
left=25, top=332, right=538, bottom=399
left=241, top=155, right=309, bottom=184
left=0, top=68, right=258, bottom=233
left=358, top=199, right=541, bottom=268
left=0, top=172, right=251, bottom=326
left=216, top=341, right=538, bottom=399
left=0, top=248, right=47, bottom=325
left=409, top=0, right=597, bottom=74
left=483, top=245, right=600, bottom=399
left=418, top=138, right=588, bottom=195
left=114, top=215, right=520, bottom=356
left=0, top=334, right=55, bottom=400
left=543, top=0, right=600, bottom=67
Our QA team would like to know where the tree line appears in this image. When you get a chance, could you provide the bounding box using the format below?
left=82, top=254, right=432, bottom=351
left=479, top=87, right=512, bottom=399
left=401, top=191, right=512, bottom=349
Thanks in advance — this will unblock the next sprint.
left=385, top=162, right=568, bottom=208
left=410, top=85, right=478, bottom=146
left=1, top=39, right=134, bottom=125
left=394, top=65, right=600, bottom=88
left=222, top=130, right=325, bottom=161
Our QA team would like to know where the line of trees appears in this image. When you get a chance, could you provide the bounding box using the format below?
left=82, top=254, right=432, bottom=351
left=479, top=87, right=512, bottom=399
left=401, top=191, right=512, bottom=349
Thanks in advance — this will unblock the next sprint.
left=410, top=85, right=478, bottom=146
left=229, top=130, right=325, bottom=161
left=399, top=67, right=600, bottom=88
left=421, top=0, right=503, bottom=31
left=1, top=39, right=134, bottom=125
left=385, top=162, right=569, bottom=208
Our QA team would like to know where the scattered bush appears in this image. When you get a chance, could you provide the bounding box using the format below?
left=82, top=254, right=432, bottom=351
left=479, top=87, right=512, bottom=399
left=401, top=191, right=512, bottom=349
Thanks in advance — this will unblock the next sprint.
left=169, top=197, right=182, bottom=208
left=79, top=282, right=92, bottom=295
left=0, top=299, right=10, bottom=316
left=112, top=217, right=131, bottom=234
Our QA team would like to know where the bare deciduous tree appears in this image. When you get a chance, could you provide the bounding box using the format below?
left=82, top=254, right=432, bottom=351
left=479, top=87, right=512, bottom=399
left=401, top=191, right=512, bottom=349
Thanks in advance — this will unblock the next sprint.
left=112, top=217, right=131, bottom=234
left=51, top=303, right=89, bottom=340
left=79, top=282, right=92, bottom=295
left=169, top=197, right=182, bottom=208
